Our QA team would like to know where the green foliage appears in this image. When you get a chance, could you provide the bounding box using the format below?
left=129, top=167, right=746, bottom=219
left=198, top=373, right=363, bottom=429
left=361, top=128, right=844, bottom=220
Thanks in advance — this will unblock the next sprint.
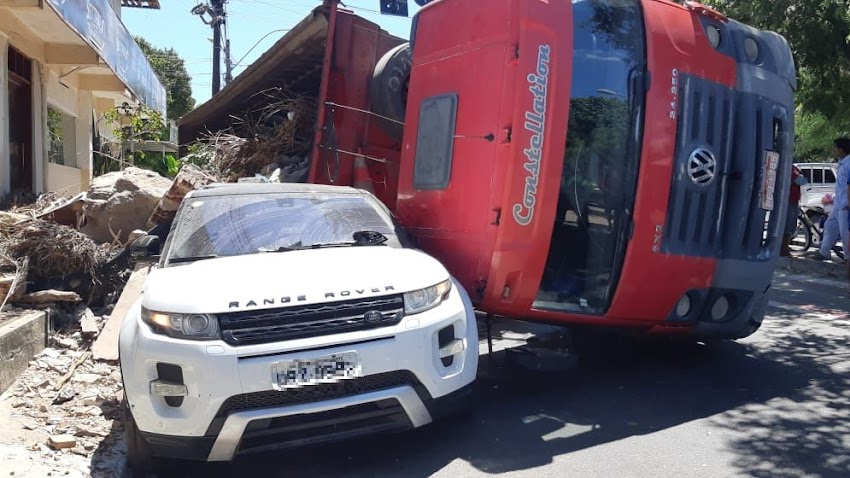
left=795, top=110, right=849, bottom=162
left=135, top=36, right=196, bottom=120
left=701, top=1, right=850, bottom=158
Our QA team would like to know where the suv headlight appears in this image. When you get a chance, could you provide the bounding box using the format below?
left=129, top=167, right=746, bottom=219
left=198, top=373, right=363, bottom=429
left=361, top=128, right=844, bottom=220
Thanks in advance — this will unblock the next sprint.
left=404, top=279, right=452, bottom=314
left=142, top=307, right=220, bottom=340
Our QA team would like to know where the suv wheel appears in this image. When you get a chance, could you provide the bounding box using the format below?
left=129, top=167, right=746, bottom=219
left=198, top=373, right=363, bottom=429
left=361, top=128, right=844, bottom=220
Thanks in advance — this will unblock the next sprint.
left=123, top=398, right=161, bottom=477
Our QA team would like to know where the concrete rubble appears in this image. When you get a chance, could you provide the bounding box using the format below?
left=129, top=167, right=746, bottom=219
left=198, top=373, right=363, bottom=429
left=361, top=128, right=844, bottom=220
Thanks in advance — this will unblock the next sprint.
left=80, top=167, right=172, bottom=245
left=0, top=315, right=127, bottom=478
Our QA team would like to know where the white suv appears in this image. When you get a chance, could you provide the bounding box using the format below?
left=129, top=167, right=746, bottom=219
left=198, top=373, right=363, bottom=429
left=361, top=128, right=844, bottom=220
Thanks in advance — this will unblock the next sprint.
left=119, top=183, right=478, bottom=476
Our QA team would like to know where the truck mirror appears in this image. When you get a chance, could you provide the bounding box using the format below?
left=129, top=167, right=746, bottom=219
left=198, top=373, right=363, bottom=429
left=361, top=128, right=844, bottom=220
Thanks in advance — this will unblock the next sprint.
left=380, top=0, right=408, bottom=17
left=413, top=0, right=431, bottom=6
left=131, top=235, right=161, bottom=261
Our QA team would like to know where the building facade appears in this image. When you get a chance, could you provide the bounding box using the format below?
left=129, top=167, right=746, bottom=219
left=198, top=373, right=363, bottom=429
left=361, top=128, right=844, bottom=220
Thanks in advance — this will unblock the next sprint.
left=0, top=0, right=165, bottom=198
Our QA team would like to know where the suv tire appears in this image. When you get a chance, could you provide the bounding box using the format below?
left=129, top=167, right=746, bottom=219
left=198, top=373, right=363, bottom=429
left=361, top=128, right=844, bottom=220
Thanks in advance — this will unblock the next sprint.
left=123, top=398, right=161, bottom=477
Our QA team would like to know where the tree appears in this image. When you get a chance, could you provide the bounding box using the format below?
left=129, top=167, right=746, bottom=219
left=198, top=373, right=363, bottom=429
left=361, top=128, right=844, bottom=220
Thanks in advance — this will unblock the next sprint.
left=135, top=36, right=196, bottom=120
left=702, top=1, right=850, bottom=130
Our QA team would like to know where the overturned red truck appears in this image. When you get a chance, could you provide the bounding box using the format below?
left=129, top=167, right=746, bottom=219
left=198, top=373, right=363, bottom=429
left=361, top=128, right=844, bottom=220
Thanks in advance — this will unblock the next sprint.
left=179, top=0, right=797, bottom=340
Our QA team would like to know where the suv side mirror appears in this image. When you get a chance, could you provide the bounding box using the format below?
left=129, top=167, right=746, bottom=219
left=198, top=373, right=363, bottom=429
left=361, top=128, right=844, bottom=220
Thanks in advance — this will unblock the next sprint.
left=130, top=235, right=161, bottom=261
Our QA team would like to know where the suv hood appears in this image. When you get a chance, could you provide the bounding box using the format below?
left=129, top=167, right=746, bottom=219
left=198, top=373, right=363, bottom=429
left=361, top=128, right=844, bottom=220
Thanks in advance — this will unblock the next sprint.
left=142, top=247, right=449, bottom=314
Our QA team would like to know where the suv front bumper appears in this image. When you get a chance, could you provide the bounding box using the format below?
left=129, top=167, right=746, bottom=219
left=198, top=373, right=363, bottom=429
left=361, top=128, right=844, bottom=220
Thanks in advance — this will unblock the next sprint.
left=119, top=282, right=478, bottom=461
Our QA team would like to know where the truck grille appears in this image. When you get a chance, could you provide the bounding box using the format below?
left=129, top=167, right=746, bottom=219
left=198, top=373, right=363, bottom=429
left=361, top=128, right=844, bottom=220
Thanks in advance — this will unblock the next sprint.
left=663, top=74, right=735, bottom=257
left=664, top=75, right=791, bottom=260
left=218, top=295, right=405, bottom=346
left=722, top=92, right=791, bottom=260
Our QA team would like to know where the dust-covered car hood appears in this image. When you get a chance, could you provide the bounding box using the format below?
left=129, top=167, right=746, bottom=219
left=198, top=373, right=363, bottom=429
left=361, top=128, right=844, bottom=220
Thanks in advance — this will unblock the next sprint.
left=141, top=246, right=449, bottom=314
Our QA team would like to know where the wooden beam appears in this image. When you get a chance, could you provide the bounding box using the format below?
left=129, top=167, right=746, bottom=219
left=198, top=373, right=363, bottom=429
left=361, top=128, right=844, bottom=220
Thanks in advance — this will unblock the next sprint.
left=78, top=74, right=125, bottom=92
left=45, top=44, right=100, bottom=66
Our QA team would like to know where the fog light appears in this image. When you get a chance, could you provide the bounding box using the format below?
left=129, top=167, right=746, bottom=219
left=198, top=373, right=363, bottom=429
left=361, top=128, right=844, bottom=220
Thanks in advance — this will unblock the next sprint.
left=150, top=380, right=188, bottom=397
left=711, top=295, right=730, bottom=321
left=439, top=339, right=465, bottom=359
left=676, top=294, right=692, bottom=318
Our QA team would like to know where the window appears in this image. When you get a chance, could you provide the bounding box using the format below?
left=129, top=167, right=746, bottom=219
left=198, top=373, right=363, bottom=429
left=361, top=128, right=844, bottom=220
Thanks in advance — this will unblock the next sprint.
left=47, top=106, right=77, bottom=166
left=413, top=94, right=458, bottom=190
left=534, top=0, right=646, bottom=313
left=799, top=167, right=812, bottom=183
left=812, top=168, right=823, bottom=184
left=825, top=168, right=836, bottom=184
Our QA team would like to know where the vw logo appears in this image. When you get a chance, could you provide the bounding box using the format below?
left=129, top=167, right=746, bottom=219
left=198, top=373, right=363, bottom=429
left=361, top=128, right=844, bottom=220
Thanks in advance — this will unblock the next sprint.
left=363, top=310, right=383, bottom=323
left=688, top=148, right=717, bottom=186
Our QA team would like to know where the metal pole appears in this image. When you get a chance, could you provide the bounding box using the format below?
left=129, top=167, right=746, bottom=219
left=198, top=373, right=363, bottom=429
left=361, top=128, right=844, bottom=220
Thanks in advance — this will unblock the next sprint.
left=211, top=0, right=224, bottom=95
left=309, top=0, right=340, bottom=183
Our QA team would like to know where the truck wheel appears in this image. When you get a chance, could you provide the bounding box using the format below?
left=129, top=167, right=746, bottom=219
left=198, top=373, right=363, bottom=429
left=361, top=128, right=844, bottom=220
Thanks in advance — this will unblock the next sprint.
left=370, top=42, right=412, bottom=142
left=123, top=398, right=160, bottom=477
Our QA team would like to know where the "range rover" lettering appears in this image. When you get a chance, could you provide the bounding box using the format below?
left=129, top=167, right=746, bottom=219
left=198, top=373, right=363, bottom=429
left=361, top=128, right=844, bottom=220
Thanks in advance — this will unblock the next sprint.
left=228, top=286, right=396, bottom=309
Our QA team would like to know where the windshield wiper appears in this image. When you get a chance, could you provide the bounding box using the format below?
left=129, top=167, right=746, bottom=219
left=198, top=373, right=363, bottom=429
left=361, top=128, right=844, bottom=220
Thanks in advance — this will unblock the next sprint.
left=260, top=242, right=356, bottom=252
left=259, top=232, right=389, bottom=253
left=168, top=254, right=219, bottom=264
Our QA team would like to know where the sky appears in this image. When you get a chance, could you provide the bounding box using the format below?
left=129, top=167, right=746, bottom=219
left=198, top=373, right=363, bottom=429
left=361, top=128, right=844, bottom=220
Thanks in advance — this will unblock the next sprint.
left=122, top=0, right=422, bottom=108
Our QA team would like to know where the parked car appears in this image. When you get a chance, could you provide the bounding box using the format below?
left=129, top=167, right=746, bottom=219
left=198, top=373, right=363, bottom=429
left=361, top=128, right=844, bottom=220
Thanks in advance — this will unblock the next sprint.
left=119, top=183, right=478, bottom=476
left=795, top=162, right=839, bottom=207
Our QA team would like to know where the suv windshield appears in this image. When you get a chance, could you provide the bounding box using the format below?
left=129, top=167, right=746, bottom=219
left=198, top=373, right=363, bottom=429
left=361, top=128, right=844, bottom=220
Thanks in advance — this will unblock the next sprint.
left=534, top=0, right=646, bottom=314
left=163, top=193, right=402, bottom=264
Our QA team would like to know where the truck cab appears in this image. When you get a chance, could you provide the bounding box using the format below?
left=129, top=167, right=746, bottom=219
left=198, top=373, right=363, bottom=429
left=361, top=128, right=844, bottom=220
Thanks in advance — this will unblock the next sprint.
left=394, top=0, right=796, bottom=339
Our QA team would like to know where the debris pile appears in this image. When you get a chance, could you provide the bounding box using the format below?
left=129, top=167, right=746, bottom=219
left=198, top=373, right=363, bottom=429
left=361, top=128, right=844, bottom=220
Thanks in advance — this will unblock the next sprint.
left=191, top=88, right=316, bottom=182
left=1, top=314, right=127, bottom=477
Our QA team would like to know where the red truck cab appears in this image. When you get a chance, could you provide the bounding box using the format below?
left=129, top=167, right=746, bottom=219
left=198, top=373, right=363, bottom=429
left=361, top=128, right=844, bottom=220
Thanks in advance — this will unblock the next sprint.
left=392, top=0, right=796, bottom=339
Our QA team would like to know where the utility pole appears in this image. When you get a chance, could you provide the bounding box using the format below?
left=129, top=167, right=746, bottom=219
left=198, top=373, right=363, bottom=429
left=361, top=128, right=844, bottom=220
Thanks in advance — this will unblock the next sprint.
left=191, top=1, right=227, bottom=96
left=211, top=0, right=225, bottom=95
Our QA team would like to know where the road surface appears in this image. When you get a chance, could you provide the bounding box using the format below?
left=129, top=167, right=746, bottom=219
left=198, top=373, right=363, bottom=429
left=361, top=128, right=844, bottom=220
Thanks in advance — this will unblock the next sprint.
left=150, top=271, right=850, bottom=478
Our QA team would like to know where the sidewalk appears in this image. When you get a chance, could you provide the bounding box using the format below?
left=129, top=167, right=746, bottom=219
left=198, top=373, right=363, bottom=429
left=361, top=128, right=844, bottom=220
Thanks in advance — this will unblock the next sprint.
left=777, top=253, right=847, bottom=280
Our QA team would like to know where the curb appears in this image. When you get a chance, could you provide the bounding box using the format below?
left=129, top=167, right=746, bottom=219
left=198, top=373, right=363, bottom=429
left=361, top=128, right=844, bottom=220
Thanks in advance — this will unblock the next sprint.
left=0, top=311, right=47, bottom=394
left=776, top=256, right=847, bottom=280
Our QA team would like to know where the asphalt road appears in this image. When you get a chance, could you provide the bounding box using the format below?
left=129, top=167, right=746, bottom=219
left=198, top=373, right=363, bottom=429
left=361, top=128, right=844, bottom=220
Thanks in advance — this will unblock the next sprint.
left=153, top=272, right=850, bottom=478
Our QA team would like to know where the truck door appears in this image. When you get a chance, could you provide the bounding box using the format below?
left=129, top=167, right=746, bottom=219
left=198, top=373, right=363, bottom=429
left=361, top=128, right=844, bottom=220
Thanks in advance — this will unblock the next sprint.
left=395, top=0, right=518, bottom=296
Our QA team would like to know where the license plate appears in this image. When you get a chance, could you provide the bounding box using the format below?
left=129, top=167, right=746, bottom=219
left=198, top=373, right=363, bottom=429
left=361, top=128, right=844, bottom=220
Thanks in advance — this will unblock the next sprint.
left=759, top=150, right=779, bottom=211
left=271, top=352, right=361, bottom=390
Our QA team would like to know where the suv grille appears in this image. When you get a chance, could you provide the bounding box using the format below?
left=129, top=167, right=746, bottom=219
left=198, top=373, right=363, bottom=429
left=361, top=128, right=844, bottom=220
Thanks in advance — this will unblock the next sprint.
left=218, top=295, right=405, bottom=346
left=205, top=370, right=427, bottom=436
left=214, top=370, right=427, bottom=418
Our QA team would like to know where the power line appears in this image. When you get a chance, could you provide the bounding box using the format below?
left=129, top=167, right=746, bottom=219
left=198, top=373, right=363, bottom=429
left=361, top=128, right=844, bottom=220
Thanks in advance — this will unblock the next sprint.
left=231, top=28, right=290, bottom=69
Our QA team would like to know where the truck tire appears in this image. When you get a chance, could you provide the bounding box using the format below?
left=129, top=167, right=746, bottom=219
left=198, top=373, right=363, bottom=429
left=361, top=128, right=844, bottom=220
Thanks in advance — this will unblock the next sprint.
left=370, top=42, right=412, bottom=142
left=123, top=398, right=160, bottom=477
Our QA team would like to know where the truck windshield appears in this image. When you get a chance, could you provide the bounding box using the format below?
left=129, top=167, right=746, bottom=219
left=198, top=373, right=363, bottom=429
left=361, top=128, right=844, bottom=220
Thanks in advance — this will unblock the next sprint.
left=163, top=194, right=401, bottom=264
left=534, top=0, right=646, bottom=314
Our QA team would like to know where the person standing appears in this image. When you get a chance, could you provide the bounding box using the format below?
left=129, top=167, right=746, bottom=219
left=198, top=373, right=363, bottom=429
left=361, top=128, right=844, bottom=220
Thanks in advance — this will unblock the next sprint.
left=816, top=137, right=850, bottom=261
left=781, top=164, right=806, bottom=257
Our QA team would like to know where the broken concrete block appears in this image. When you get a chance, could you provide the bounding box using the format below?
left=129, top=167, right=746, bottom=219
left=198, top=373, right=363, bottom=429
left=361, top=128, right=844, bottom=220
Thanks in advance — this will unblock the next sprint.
left=47, top=435, right=76, bottom=450
left=146, top=164, right=216, bottom=229
left=81, top=167, right=171, bottom=244
left=79, top=309, right=98, bottom=336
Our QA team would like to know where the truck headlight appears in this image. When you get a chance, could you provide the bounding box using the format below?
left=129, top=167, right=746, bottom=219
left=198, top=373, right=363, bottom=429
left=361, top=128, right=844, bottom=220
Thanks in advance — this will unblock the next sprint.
left=404, top=279, right=452, bottom=314
left=142, top=307, right=220, bottom=340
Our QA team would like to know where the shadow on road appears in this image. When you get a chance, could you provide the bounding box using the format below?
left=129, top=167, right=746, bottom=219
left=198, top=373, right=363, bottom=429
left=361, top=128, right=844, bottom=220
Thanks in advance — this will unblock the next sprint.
left=152, top=325, right=836, bottom=477
left=711, top=303, right=850, bottom=478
